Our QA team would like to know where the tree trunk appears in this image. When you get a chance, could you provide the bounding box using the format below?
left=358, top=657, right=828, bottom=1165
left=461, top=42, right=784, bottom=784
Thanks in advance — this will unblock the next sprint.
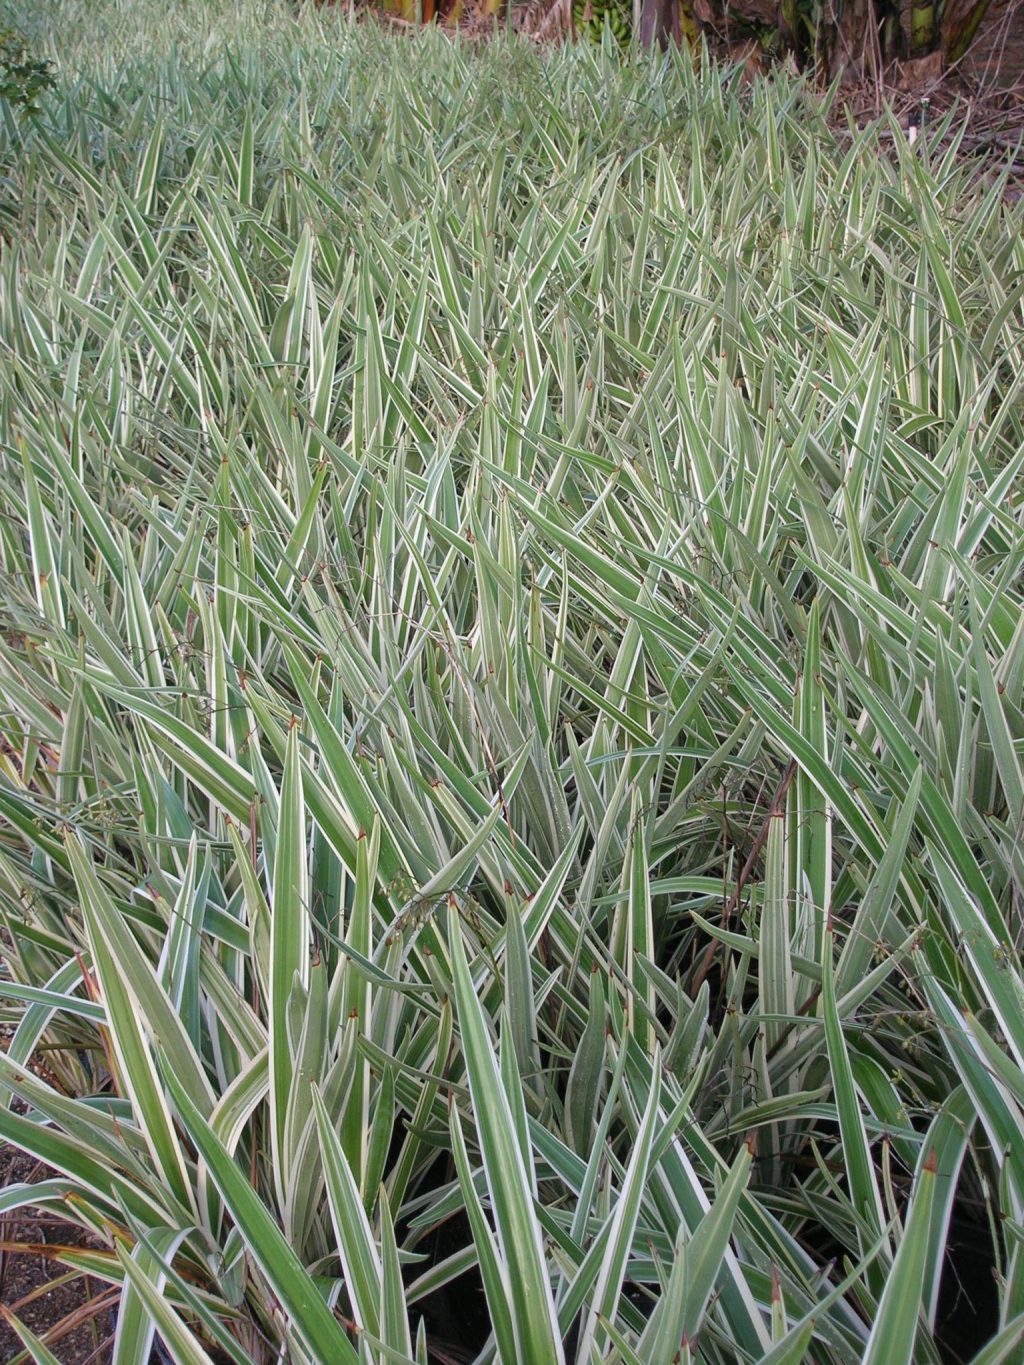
left=941, top=0, right=994, bottom=61
left=638, top=0, right=699, bottom=48
left=777, top=0, right=799, bottom=57
left=910, top=0, right=937, bottom=53
left=830, top=0, right=877, bottom=81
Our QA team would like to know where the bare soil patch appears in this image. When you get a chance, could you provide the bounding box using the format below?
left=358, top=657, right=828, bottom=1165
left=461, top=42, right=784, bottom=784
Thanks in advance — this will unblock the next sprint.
left=0, top=1144, right=115, bottom=1364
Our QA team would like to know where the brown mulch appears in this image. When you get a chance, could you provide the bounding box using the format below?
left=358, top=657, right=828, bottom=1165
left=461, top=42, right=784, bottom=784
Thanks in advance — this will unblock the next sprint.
left=827, top=68, right=1024, bottom=200
left=0, top=1145, right=116, bottom=1364
left=0, top=1025, right=115, bottom=1364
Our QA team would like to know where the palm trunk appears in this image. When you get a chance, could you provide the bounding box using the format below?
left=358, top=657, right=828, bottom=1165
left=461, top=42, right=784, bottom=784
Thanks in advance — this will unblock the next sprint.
left=942, top=0, right=994, bottom=61
left=638, top=0, right=698, bottom=48
left=910, top=0, right=936, bottom=52
left=777, top=0, right=800, bottom=58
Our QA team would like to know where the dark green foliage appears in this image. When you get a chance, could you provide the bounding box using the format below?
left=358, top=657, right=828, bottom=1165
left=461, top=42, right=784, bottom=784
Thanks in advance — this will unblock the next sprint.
left=0, top=27, right=55, bottom=116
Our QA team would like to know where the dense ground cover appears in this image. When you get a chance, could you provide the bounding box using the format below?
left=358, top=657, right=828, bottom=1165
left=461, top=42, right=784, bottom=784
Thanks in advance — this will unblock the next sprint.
left=1, top=2, right=1024, bottom=1360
